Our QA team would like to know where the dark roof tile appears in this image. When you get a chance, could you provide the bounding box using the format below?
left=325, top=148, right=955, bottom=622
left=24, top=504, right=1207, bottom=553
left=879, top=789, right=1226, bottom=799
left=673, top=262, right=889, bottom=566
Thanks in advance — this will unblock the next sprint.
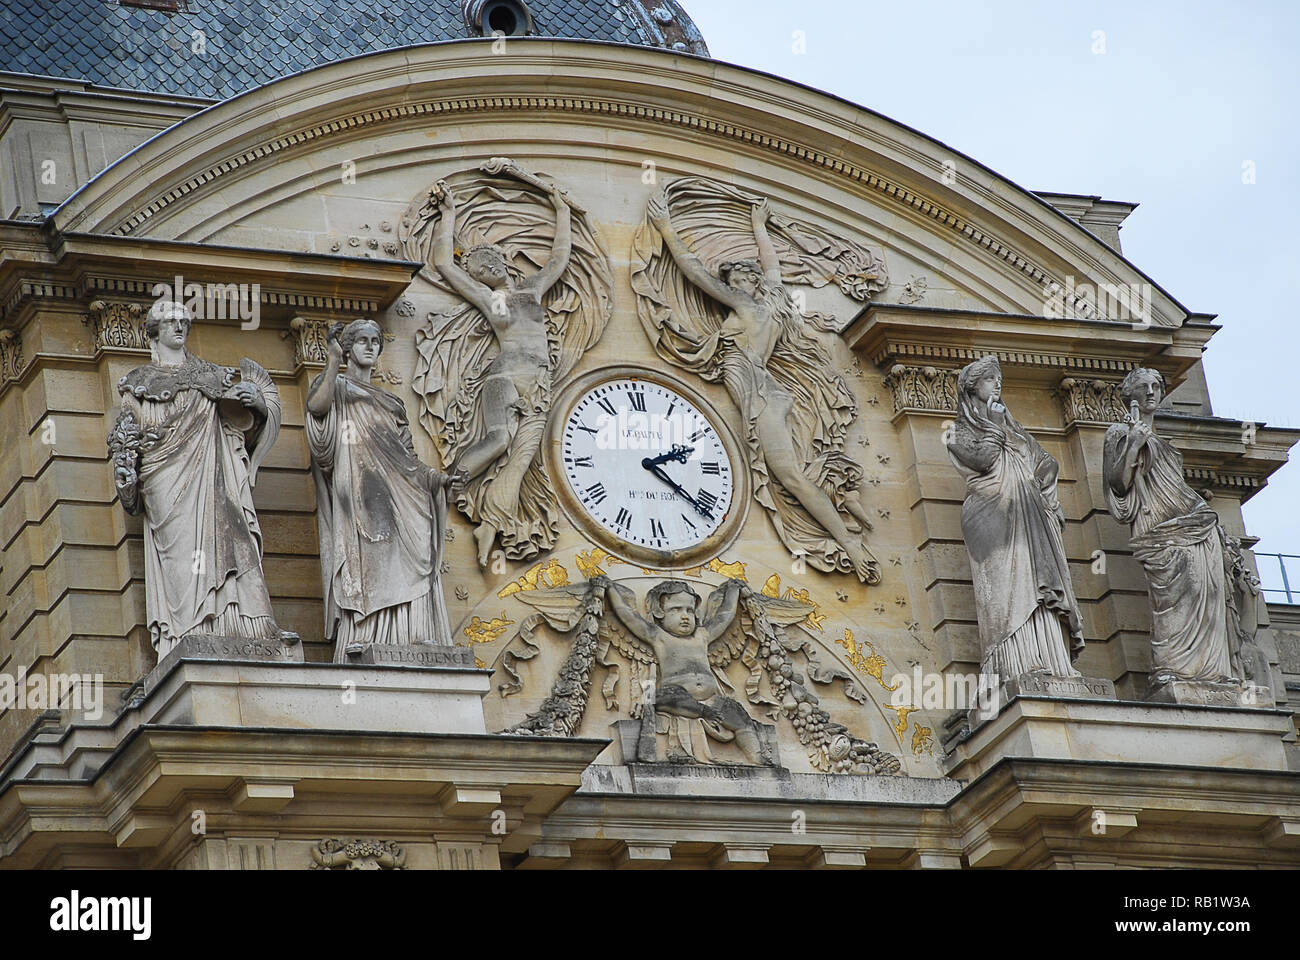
left=1, top=0, right=708, bottom=98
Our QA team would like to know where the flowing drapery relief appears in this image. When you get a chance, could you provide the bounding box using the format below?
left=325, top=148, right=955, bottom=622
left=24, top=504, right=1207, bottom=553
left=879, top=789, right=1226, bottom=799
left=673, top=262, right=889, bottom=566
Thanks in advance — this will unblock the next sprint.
left=404, top=159, right=613, bottom=567
left=108, top=301, right=292, bottom=656
left=947, top=357, right=1084, bottom=682
left=307, top=319, right=460, bottom=659
left=629, top=176, right=888, bottom=583
left=1103, top=369, right=1235, bottom=685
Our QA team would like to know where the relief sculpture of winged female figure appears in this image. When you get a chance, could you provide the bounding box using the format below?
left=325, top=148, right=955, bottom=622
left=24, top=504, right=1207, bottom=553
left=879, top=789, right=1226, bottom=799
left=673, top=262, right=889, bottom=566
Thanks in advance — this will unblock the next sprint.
left=630, top=176, right=888, bottom=583
left=404, top=159, right=613, bottom=568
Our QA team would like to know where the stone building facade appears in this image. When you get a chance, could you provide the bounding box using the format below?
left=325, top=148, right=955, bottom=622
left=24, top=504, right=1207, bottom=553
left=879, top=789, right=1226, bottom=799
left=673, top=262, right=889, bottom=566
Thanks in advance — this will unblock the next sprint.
left=1, top=0, right=1298, bottom=869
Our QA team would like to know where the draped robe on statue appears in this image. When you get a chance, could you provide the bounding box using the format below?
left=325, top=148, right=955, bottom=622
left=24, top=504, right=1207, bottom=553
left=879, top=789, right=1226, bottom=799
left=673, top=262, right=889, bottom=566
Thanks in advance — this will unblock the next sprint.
left=1104, top=424, right=1234, bottom=682
left=307, top=374, right=453, bottom=659
left=949, top=406, right=1084, bottom=680
left=116, top=353, right=279, bottom=655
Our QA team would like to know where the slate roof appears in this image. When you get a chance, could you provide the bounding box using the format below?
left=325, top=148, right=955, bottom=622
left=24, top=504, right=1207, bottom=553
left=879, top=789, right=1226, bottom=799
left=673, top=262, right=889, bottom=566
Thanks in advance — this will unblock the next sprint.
left=0, top=0, right=708, bottom=100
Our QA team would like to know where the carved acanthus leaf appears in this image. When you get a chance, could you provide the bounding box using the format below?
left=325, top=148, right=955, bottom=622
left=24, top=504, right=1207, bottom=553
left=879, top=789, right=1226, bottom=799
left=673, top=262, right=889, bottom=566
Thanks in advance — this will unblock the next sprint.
left=0, top=328, right=27, bottom=384
left=286, top=317, right=330, bottom=368
left=1057, top=377, right=1127, bottom=426
left=882, top=364, right=958, bottom=414
left=85, top=300, right=149, bottom=352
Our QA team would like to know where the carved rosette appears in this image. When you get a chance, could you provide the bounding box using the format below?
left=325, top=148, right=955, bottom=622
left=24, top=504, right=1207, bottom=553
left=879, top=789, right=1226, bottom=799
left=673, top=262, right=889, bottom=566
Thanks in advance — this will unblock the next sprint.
left=310, top=838, right=406, bottom=870
left=85, top=300, right=149, bottom=351
left=1057, top=377, right=1127, bottom=426
left=882, top=364, right=958, bottom=414
left=0, top=329, right=26, bottom=385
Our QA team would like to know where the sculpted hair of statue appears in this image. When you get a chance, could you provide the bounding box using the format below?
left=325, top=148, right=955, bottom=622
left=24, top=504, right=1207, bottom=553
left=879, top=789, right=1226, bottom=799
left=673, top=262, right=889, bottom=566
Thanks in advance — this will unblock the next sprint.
left=646, top=580, right=701, bottom=620
left=1119, top=367, right=1167, bottom=403
left=144, top=299, right=194, bottom=341
left=955, top=355, right=1003, bottom=435
left=332, top=318, right=385, bottom=357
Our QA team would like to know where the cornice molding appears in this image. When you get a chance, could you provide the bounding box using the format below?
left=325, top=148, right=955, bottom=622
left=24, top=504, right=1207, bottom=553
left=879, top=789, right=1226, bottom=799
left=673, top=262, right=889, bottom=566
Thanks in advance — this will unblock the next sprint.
left=46, top=43, right=1188, bottom=328
left=94, top=95, right=1145, bottom=328
left=843, top=304, right=1198, bottom=386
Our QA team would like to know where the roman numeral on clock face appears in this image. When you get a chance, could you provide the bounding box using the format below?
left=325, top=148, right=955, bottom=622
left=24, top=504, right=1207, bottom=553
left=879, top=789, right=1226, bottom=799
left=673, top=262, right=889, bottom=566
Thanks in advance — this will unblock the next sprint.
left=586, top=483, right=607, bottom=505
left=597, top=397, right=618, bottom=417
left=701, top=461, right=721, bottom=475
left=615, top=507, right=632, bottom=528
left=649, top=517, right=665, bottom=539
left=567, top=455, right=593, bottom=468
left=697, top=489, right=719, bottom=513
left=628, top=389, right=647, bottom=412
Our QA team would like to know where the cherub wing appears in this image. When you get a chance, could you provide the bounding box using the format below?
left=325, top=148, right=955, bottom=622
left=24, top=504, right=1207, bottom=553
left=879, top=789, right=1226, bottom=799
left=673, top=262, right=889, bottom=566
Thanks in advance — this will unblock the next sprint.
left=601, top=614, right=655, bottom=666
left=707, top=620, right=749, bottom=670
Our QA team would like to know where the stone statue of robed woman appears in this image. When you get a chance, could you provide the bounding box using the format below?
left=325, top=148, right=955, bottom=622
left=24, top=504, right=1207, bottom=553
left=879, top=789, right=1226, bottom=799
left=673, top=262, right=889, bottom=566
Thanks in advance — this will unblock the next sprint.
left=947, top=356, right=1085, bottom=684
left=1103, top=368, right=1236, bottom=688
left=307, top=318, right=464, bottom=659
left=109, top=300, right=293, bottom=656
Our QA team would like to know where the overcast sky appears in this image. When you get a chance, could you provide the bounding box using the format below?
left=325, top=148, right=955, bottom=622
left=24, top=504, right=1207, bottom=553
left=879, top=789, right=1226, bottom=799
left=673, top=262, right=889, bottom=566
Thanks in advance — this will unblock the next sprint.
left=688, top=0, right=1300, bottom=581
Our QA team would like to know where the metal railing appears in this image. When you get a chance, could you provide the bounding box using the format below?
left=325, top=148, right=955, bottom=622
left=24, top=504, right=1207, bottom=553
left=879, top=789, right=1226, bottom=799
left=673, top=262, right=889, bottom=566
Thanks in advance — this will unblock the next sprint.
left=1257, top=552, right=1300, bottom=605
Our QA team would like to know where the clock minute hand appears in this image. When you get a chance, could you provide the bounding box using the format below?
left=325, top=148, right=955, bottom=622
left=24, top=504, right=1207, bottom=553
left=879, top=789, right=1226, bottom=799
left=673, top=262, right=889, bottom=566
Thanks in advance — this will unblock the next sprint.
left=641, top=458, right=714, bottom=521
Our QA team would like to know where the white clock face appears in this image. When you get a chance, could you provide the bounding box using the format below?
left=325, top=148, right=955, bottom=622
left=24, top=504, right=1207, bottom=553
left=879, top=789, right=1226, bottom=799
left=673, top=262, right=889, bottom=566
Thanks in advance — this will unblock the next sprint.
left=560, top=378, right=735, bottom=553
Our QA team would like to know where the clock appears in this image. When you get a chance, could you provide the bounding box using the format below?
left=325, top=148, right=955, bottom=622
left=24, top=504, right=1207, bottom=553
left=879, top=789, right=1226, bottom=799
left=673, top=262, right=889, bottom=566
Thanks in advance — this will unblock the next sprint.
left=548, top=367, right=748, bottom=566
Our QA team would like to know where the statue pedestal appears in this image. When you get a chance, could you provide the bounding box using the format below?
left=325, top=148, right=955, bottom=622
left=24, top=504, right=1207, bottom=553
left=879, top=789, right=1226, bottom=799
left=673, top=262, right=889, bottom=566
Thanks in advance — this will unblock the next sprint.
left=125, top=639, right=490, bottom=735
left=1002, top=671, right=1116, bottom=703
left=1147, top=678, right=1273, bottom=708
left=947, top=671, right=1117, bottom=743
left=607, top=718, right=782, bottom=768
left=343, top=643, right=477, bottom=669
left=941, top=696, right=1293, bottom=782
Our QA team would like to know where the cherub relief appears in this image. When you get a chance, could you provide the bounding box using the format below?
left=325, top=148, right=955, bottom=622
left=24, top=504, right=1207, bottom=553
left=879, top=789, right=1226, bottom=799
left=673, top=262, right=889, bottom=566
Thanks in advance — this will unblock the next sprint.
left=497, top=574, right=901, bottom=775
left=405, top=158, right=613, bottom=567
left=599, top=577, right=771, bottom=765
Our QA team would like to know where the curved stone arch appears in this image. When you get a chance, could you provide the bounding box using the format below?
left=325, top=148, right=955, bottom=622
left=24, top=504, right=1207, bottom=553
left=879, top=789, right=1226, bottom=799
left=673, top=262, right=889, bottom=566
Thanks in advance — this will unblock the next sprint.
left=52, top=39, right=1188, bottom=326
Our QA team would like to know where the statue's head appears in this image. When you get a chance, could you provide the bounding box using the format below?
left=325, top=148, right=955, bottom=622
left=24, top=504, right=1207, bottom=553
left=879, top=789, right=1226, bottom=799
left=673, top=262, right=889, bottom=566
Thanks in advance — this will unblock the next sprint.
left=461, top=244, right=511, bottom=289
left=1120, top=367, right=1166, bottom=415
left=647, top=580, right=701, bottom=638
left=334, top=318, right=384, bottom=368
left=144, top=300, right=193, bottom=351
left=958, top=355, right=1002, bottom=405
left=719, top=259, right=766, bottom=298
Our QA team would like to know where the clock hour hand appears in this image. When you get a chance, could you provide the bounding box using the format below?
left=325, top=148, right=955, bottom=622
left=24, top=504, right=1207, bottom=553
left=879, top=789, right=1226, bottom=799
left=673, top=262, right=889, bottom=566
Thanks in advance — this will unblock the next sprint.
left=644, top=444, right=693, bottom=468
left=641, top=458, right=714, bottom=521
